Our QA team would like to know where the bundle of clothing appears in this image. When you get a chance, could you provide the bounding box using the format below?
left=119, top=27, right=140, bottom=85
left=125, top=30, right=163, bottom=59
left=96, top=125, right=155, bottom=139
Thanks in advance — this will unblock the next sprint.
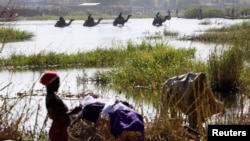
left=69, top=94, right=144, bottom=137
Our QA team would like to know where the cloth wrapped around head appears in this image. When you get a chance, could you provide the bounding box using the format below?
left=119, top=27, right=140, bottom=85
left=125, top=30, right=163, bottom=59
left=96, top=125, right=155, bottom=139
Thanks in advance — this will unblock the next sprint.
left=40, top=71, right=58, bottom=86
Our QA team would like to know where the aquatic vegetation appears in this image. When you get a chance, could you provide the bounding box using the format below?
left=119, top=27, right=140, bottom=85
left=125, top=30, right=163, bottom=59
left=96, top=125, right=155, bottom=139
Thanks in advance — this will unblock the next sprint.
left=163, top=29, right=179, bottom=37
left=0, top=27, right=34, bottom=42
left=180, top=20, right=250, bottom=95
left=184, top=21, right=250, bottom=43
left=103, top=41, right=203, bottom=89
left=1, top=15, right=250, bottom=141
left=0, top=94, right=48, bottom=140
left=184, top=7, right=225, bottom=19
left=199, top=19, right=212, bottom=25
left=0, top=49, right=121, bottom=69
left=208, top=41, right=249, bottom=95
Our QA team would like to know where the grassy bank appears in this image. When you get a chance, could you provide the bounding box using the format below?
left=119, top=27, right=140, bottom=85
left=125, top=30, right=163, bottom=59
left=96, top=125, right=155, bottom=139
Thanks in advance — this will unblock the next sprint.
left=0, top=27, right=34, bottom=43
left=181, top=20, right=250, bottom=94
left=103, top=42, right=202, bottom=89
left=0, top=49, right=119, bottom=69
left=182, top=20, right=250, bottom=44
left=0, top=32, right=249, bottom=94
left=68, top=20, right=250, bottom=140
left=0, top=41, right=202, bottom=89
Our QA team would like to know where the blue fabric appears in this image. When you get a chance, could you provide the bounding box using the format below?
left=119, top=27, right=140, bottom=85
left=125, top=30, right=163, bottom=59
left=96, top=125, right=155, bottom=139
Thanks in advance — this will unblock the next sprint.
left=108, top=109, right=144, bottom=137
left=81, top=102, right=105, bottom=123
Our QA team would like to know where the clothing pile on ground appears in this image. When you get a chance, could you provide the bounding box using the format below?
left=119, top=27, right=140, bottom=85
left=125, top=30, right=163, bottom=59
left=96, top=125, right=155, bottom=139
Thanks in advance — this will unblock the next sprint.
left=69, top=94, right=144, bottom=137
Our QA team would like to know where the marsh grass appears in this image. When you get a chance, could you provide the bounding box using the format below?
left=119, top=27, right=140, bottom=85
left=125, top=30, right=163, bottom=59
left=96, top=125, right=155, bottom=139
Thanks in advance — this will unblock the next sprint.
left=179, top=21, right=250, bottom=96
left=163, top=29, right=179, bottom=37
left=184, top=21, right=250, bottom=43
left=1, top=81, right=202, bottom=141
left=0, top=99, right=23, bottom=140
left=0, top=49, right=123, bottom=69
left=0, top=27, right=34, bottom=42
left=208, top=44, right=245, bottom=94
left=69, top=20, right=250, bottom=141
left=68, top=114, right=198, bottom=141
left=184, top=7, right=225, bottom=19
left=1, top=13, right=250, bottom=141
left=144, top=32, right=163, bottom=40
left=105, top=41, right=205, bottom=89
left=0, top=94, right=48, bottom=140
left=198, top=19, right=212, bottom=25
left=205, top=31, right=250, bottom=95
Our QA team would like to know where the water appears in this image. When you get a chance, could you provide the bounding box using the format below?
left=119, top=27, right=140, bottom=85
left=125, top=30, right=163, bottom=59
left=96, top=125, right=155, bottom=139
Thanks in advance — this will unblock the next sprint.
left=0, top=18, right=246, bottom=58
left=0, top=68, right=157, bottom=132
left=1, top=17, right=247, bottom=95
left=0, top=18, right=249, bottom=133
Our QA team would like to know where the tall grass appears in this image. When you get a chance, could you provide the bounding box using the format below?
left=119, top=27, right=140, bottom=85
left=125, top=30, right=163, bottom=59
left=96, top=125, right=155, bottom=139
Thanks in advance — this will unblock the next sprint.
left=205, top=21, right=250, bottom=94
left=180, top=21, right=250, bottom=97
left=0, top=93, right=48, bottom=140
left=1, top=15, right=250, bottom=141
left=105, top=41, right=206, bottom=89
left=0, top=49, right=123, bottom=69
left=184, top=7, right=225, bottom=19
left=68, top=114, right=197, bottom=141
left=208, top=41, right=249, bottom=95
left=0, top=27, right=34, bottom=42
left=184, top=21, right=250, bottom=43
left=184, top=20, right=250, bottom=97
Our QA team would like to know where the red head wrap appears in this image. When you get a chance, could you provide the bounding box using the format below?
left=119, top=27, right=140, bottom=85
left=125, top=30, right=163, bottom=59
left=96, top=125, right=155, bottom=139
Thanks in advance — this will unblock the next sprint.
left=40, top=71, right=58, bottom=86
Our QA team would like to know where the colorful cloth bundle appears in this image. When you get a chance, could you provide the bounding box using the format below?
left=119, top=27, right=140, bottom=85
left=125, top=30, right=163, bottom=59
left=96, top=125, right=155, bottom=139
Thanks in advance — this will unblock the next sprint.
left=72, top=94, right=144, bottom=137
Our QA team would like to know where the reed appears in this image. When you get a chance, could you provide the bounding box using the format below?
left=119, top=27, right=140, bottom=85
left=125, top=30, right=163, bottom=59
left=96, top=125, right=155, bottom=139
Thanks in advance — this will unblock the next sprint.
left=106, top=41, right=205, bottom=89
left=0, top=49, right=121, bottom=69
left=0, top=27, right=34, bottom=42
left=1, top=9, right=250, bottom=141
left=184, top=7, right=225, bottom=19
left=163, top=29, right=179, bottom=37
left=208, top=41, right=248, bottom=95
left=0, top=92, right=48, bottom=140
left=184, top=21, right=250, bottom=43
left=68, top=113, right=195, bottom=141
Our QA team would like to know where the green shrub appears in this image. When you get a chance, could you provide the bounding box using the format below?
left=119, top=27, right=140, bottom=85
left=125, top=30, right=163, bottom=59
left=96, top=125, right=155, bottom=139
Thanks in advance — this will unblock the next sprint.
left=0, top=27, right=33, bottom=42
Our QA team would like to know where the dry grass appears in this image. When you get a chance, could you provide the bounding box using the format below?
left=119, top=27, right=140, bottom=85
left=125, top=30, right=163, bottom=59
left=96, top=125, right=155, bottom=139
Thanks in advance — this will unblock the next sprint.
left=68, top=115, right=199, bottom=141
left=0, top=93, right=49, bottom=140
left=0, top=89, right=249, bottom=141
left=68, top=117, right=144, bottom=141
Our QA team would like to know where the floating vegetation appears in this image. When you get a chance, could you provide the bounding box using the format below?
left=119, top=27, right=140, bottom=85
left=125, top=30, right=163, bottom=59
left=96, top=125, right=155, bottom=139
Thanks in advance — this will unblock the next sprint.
left=144, top=31, right=163, bottom=39
left=183, top=20, right=250, bottom=43
left=163, top=28, right=179, bottom=37
left=199, top=19, right=212, bottom=25
left=0, top=27, right=34, bottom=43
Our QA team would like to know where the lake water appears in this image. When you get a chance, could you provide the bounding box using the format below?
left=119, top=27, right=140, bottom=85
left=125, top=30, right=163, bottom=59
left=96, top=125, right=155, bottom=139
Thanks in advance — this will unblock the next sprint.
left=1, top=18, right=246, bottom=59
left=0, top=18, right=249, bottom=132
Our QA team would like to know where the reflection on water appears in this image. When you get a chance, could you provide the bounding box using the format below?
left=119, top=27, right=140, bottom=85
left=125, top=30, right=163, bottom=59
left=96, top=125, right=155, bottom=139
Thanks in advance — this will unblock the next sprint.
left=0, top=68, right=110, bottom=96
left=0, top=18, right=249, bottom=132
